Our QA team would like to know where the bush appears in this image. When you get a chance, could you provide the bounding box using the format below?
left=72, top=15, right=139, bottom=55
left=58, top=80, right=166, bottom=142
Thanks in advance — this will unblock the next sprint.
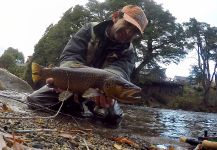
left=193, top=85, right=203, bottom=92
left=168, top=85, right=202, bottom=110
left=8, top=65, right=25, bottom=79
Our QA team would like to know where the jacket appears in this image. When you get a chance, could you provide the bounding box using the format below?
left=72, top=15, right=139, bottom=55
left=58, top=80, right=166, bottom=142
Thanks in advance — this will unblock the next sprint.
left=59, top=20, right=136, bottom=81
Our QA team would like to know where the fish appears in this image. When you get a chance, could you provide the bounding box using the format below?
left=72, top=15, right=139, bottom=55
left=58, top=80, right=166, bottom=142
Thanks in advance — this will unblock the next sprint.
left=31, top=62, right=141, bottom=103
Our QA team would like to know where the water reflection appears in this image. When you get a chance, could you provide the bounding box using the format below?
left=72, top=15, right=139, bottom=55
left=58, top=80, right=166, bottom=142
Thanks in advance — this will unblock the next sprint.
left=121, top=105, right=217, bottom=139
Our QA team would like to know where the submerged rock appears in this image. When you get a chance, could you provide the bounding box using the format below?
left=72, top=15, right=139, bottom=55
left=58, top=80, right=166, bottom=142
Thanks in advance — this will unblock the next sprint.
left=0, top=68, right=33, bottom=93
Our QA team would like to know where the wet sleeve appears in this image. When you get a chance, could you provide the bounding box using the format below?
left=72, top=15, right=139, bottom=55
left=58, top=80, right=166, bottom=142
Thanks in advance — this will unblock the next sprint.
left=59, top=23, right=92, bottom=65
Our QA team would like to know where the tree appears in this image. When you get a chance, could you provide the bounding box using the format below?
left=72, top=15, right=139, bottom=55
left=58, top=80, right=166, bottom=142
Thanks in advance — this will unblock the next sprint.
left=0, top=54, right=15, bottom=68
left=188, top=65, right=203, bottom=85
left=133, top=0, right=187, bottom=82
left=24, top=5, right=93, bottom=86
left=86, top=0, right=110, bottom=21
left=184, top=18, right=217, bottom=105
left=0, top=47, right=24, bottom=64
left=0, top=47, right=25, bottom=78
left=33, top=5, right=93, bottom=67
left=139, top=66, right=166, bottom=83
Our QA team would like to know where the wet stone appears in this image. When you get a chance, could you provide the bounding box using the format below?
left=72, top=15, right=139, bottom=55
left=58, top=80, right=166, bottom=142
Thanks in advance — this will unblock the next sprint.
left=31, top=143, right=44, bottom=149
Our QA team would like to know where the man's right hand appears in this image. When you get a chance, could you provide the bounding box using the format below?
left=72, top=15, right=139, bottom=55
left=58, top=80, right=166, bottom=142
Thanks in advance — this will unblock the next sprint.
left=46, top=78, right=63, bottom=93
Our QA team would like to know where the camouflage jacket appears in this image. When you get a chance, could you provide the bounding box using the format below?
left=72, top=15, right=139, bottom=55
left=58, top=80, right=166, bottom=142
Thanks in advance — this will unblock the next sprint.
left=59, top=20, right=136, bottom=81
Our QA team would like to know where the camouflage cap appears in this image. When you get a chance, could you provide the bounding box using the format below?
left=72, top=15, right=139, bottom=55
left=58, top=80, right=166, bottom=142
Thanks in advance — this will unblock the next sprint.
left=121, top=5, right=148, bottom=33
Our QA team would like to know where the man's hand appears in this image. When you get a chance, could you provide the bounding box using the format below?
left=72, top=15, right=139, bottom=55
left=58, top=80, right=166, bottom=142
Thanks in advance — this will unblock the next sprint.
left=93, top=95, right=114, bottom=108
left=46, top=78, right=63, bottom=93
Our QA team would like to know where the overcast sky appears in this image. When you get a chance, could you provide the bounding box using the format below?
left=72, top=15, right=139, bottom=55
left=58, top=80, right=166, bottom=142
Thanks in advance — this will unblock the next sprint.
left=155, top=0, right=217, bottom=78
left=0, top=0, right=217, bottom=78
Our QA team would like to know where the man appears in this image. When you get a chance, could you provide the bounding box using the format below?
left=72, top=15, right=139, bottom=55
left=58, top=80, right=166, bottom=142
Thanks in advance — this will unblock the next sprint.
left=27, top=5, right=148, bottom=126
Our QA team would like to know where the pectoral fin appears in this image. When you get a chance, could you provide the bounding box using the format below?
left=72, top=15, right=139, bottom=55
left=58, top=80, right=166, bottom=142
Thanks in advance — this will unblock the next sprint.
left=70, top=63, right=88, bottom=68
left=82, top=88, right=102, bottom=98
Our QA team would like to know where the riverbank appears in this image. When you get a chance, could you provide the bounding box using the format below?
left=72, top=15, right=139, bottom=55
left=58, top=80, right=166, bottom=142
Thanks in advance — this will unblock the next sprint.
left=0, top=90, right=192, bottom=150
left=144, top=85, right=217, bottom=113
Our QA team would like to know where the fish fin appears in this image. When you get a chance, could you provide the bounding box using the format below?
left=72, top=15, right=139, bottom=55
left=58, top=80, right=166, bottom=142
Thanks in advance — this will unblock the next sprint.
left=82, top=88, right=102, bottom=98
left=70, top=63, right=88, bottom=68
left=31, top=62, right=43, bottom=83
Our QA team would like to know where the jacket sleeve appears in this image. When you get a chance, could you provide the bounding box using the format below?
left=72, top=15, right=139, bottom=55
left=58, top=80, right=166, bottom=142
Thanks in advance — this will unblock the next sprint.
left=103, top=44, right=136, bottom=81
left=59, top=23, right=92, bottom=67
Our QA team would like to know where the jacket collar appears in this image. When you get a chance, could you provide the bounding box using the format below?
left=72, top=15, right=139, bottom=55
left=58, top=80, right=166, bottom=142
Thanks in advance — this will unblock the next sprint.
left=93, top=20, right=113, bottom=39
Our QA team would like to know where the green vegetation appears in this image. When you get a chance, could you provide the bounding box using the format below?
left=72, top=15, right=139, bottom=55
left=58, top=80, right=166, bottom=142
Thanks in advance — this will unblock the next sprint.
left=0, top=47, right=25, bottom=79
left=184, top=18, right=217, bottom=105
left=167, top=85, right=217, bottom=112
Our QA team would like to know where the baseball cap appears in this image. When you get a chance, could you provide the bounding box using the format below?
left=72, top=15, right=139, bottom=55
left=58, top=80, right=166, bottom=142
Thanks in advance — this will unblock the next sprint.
left=121, top=5, right=148, bottom=33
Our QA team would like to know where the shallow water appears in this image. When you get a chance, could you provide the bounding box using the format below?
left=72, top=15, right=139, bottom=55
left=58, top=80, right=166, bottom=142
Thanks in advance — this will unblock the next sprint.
left=121, top=105, right=217, bottom=138
left=92, top=104, right=217, bottom=148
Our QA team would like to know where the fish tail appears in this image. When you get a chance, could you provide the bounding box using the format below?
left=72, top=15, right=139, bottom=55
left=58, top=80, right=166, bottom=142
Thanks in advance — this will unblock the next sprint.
left=31, top=62, right=43, bottom=83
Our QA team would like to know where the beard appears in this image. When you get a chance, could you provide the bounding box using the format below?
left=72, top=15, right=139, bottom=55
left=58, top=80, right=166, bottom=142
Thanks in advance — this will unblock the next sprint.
left=113, top=28, right=132, bottom=43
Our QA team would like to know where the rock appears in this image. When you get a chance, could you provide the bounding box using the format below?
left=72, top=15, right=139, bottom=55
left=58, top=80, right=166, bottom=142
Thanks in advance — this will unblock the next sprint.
left=0, top=68, right=33, bottom=93
left=0, top=80, right=5, bottom=90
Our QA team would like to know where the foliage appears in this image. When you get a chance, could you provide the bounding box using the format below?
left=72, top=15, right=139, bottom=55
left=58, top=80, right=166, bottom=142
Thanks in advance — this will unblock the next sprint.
left=0, top=47, right=25, bottom=79
left=0, top=53, right=15, bottom=68
left=23, top=62, right=33, bottom=87
left=0, top=47, right=24, bottom=64
left=184, top=18, right=217, bottom=104
left=139, top=66, right=166, bottom=83
left=86, top=0, right=110, bottom=21
left=188, top=65, right=203, bottom=84
left=168, top=85, right=202, bottom=110
left=24, top=5, right=95, bottom=84
left=8, top=66, right=25, bottom=79
left=33, top=5, right=92, bottom=66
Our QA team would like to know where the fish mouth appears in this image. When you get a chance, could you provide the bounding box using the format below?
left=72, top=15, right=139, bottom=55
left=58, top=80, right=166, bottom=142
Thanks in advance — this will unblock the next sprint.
left=118, top=88, right=142, bottom=103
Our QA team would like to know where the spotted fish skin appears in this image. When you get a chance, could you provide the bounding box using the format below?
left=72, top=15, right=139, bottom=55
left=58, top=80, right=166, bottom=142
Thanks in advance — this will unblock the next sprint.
left=32, top=62, right=141, bottom=103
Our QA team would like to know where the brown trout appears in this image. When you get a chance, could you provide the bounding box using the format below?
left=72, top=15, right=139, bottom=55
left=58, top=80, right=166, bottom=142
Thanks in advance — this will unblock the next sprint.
left=31, top=62, right=141, bottom=103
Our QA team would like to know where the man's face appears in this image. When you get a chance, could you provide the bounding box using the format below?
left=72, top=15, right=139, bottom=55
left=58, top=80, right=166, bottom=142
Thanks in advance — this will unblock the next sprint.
left=111, top=18, right=140, bottom=43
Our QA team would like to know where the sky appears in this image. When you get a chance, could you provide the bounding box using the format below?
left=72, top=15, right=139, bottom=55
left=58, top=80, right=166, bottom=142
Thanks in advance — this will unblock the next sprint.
left=155, top=0, right=217, bottom=78
left=0, top=0, right=217, bottom=78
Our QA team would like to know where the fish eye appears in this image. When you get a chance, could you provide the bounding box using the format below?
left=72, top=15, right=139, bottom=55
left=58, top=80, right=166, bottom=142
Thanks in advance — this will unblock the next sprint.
left=123, top=83, right=131, bottom=88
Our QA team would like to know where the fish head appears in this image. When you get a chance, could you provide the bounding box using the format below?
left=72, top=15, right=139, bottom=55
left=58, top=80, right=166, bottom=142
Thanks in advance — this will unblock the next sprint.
left=103, top=76, right=142, bottom=104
